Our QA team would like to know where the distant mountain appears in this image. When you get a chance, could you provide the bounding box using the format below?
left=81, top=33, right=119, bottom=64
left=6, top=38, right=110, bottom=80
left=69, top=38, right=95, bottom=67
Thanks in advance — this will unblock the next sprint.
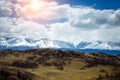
left=0, top=37, right=120, bottom=54
left=0, top=37, right=75, bottom=50
left=77, top=41, right=120, bottom=50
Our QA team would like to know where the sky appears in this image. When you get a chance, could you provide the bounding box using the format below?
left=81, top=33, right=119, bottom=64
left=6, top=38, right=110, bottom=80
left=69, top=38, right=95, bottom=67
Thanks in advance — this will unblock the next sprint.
left=0, top=0, right=120, bottom=43
left=58, top=0, right=120, bottom=9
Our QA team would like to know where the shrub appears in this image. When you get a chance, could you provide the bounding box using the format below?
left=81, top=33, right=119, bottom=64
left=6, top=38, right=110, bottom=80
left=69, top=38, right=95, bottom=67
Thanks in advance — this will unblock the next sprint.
left=100, top=69, right=107, bottom=73
left=11, top=60, right=39, bottom=68
left=0, top=68, right=11, bottom=80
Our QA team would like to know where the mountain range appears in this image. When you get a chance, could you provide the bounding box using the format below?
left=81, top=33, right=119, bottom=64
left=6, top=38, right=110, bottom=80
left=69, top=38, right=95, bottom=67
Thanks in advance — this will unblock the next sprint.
left=0, top=37, right=120, bottom=54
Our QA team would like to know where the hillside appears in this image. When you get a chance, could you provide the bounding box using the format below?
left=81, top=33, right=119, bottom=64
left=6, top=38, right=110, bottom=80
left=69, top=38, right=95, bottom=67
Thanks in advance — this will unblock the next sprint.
left=0, top=48, right=120, bottom=80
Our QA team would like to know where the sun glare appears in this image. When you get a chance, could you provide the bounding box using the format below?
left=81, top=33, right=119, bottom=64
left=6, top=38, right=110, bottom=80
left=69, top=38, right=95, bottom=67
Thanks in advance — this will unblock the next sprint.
left=17, top=0, right=50, bottom=19
left=22, top=0, right=46, bottom=18
left=30, top=0, right=41, bottom=10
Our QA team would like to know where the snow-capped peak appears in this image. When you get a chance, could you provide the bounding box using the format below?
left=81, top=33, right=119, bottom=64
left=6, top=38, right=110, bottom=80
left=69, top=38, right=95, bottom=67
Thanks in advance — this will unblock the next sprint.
left=0, top=37, right=75, bottom=50
left=0, top=37, right=120, bottom=50
left=77, top=41, right=120, bottom=50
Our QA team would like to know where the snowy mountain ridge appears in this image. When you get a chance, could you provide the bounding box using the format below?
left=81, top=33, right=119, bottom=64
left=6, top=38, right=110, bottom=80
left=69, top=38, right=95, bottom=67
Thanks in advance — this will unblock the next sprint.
left=0, top=37, right=120, bottom=50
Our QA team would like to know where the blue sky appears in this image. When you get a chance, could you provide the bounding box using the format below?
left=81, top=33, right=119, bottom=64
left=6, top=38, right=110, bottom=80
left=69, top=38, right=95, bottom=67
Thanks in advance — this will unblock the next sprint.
left=58, top=0, right=120, bottom=9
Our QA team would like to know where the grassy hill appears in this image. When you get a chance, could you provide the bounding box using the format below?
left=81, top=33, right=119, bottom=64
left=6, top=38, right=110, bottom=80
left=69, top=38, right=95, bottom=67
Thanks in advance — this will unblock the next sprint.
left=0, top=48, right=120, bottom=80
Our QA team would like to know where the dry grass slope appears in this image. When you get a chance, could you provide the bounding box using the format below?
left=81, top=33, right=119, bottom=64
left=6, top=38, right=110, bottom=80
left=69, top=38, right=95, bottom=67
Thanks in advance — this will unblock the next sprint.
left=0, top=48, right=120, bottom=80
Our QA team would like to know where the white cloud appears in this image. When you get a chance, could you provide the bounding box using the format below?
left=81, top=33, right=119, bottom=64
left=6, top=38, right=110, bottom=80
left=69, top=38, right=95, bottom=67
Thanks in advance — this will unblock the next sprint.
left=0, top=0, right=13, bottom=16
left=15, top=0, right=70, bottom=20
left=68, top=7, right=120, bottom=30
left=0, top=17, right=48, bottom=39
left=0, top=0, right=120, bottom=43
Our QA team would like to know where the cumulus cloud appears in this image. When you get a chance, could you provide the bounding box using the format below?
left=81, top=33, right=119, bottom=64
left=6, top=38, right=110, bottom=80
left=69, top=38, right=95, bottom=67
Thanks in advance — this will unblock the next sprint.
left=0, top=17, right=48, bottom=39
left=68, top=7, right=120, bottom=30
left=0, top=0, right=120, bottom=43
left=0, top=0, right=13, bottom=16
left=15, top=0, right=70, bottom=20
